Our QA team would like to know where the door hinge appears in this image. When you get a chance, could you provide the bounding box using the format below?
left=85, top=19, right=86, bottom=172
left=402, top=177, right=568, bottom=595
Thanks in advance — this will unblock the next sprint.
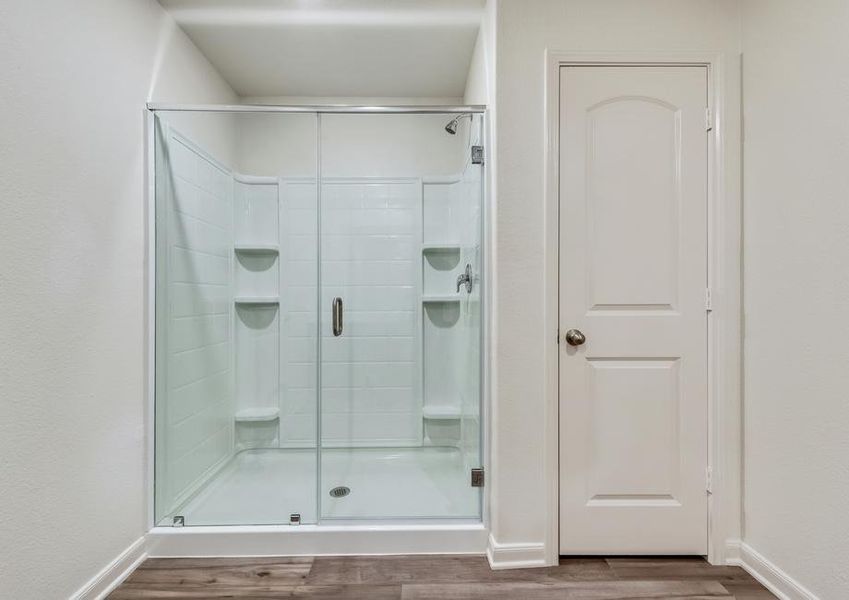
left=706, top=467, right=713, bottom=495
left=471, top=145, right=484, bottom=165
left=471, top=467, right=485, bottom=487
left=705, top=287, right=713, bottom=312
left=705, top=107, right=714, bottom=132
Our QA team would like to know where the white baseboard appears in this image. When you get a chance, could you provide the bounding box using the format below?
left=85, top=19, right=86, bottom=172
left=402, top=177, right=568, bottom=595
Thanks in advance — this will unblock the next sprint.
left=70, top=536, right=148, bottom=600
left=485, top=534, right=548, bottom=569
left=724, top=539, right=742, bottom=563
left=727, top=541, right=820, bottom=600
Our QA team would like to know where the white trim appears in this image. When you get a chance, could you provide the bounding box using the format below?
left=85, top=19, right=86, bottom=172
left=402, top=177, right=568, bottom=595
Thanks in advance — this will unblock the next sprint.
left=543, top=50, right=742, bottom=567
left=480, top=109, right=493, bottom=536
left=145, top=110, right=156, bottom=530
left=70, top=537, right=148, bottom=600
left=146, top=524, right=488, bottom=558
left=724, top=538, right=742, bottom=563
left=485, top=534, right=547, bottom=570
left=728, top=543, right=821, bottom=600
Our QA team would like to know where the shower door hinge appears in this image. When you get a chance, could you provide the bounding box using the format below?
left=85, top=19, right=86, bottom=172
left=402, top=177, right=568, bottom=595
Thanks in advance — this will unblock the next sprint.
left=289, top=513, right=301, bottom=525
left=705, top=287, right=713, bottom=312
left=706, top=467, right=713, bottom=494
left=172, top=515, right=185, bottom=527
left=471, top=145, right=484, bottom=165
left=705, top=107, right=714, bottom=132
left=471, top=467, right=485, bottom=487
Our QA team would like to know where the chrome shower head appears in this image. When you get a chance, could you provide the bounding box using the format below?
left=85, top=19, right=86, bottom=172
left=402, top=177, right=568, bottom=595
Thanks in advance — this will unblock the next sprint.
left=444, top=113, right=472, bottom=135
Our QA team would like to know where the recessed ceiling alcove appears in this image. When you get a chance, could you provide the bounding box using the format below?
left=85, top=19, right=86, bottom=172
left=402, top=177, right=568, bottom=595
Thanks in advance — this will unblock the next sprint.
left=158, top=0, right=485, bottom=98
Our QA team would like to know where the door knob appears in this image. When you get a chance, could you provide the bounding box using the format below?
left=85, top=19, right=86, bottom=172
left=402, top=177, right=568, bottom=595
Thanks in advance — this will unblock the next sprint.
left=564, top=329, right=586, bottom=347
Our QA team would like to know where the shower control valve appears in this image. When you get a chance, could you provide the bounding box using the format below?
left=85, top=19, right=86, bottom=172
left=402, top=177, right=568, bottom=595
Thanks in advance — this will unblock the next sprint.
left=456, top=263, right=473, bottom=294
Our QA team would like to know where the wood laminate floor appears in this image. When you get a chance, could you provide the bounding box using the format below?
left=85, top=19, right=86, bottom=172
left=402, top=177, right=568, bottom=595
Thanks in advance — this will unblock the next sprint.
left=108, top=555, right=777, bottom=599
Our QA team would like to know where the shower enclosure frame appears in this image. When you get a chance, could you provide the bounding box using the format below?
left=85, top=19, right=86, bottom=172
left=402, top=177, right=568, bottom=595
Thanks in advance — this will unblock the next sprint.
left=143, top=103, right=490, bottom=556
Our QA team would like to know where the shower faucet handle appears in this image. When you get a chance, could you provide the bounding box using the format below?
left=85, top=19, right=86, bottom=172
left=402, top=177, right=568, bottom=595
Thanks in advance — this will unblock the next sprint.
left=456, top=264, right=473, bottom=294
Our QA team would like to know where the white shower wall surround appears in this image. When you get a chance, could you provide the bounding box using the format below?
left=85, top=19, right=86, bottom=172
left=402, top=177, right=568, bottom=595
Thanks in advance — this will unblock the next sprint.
left=154, top=112, right=484, bottom=524
left=156, top=129, right=235, bottom=516
left=283, top=179, right=423, bottom=447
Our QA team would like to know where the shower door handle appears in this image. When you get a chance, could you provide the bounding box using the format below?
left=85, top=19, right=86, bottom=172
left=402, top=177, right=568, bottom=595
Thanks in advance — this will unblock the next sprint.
left=332, top=297, right=343, bottom=337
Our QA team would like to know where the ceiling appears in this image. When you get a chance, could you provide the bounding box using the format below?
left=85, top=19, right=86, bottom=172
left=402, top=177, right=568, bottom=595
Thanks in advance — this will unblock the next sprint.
left=158, top=0, right=485, bottom=98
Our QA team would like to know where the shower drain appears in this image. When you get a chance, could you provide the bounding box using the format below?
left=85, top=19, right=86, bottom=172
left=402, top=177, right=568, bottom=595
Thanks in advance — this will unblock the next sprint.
left=329, top=486, right=351, bottom=498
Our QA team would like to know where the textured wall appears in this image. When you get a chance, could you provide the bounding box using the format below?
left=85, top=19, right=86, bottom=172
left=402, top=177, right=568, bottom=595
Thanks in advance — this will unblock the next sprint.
left=0, top=1, right=235, bottom=597
left=741, top=1, right=849, bottom=597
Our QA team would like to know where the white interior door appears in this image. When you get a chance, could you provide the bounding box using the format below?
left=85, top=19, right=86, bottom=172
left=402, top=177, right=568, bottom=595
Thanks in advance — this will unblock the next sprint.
left=558, top=66, right=709, bottom=554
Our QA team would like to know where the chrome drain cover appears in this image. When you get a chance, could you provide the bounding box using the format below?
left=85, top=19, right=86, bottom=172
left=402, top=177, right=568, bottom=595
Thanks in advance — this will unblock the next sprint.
left=329, top=486, right=351, bottom=498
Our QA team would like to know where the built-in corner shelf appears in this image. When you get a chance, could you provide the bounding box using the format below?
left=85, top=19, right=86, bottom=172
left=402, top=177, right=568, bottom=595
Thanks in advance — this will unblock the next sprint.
left=235, top=407, right=280, bottom=423
left=422, top=295, right=461, bottom=304
left=235, top=296, right=279, bottom=306
left=234, top=244, right=279, bottom=255
left=423, top=405, right=462, bottom=420
left=422, top=243, right=461, bottom=254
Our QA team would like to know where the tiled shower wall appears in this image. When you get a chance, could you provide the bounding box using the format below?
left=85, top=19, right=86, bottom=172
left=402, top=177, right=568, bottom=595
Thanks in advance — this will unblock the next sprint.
left=279, top=179, right=318, bottom=446
left=156, top=125, right=234, bottom=517
left=280, top=179, right=423, bottom=447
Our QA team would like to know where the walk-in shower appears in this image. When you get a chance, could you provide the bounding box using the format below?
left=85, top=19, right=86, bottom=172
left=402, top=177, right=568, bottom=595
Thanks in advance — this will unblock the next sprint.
left=151, top=106, right=485, bottom=530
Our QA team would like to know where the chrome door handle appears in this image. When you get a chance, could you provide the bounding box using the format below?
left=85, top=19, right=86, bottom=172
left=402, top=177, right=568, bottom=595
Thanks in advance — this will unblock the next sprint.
left=564, top=329, right=586, bottom=347
left=332, top=297, right=343, bottom=337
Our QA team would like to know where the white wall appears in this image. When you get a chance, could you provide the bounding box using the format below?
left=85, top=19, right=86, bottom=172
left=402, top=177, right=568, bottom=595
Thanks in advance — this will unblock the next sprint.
left=0, top=1, right=235, bottom=597
left=489, top=0, right=741, bottom=557
left=233, top=110, right=469, bottom=178
left=463, top=30, right=488, bottom=105
left=741, top=2, right=849, bottom=597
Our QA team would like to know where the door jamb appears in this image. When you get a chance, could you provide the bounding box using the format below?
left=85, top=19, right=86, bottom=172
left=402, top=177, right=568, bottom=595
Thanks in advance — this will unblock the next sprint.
left=542, top=51, right=742, bottom=567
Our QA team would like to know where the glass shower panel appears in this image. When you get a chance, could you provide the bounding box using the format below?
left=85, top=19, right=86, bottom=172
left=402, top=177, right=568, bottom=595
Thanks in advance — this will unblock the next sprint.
left=318, top=113, right=484, bottom=520
left=153, top=110, right=319, bottom=526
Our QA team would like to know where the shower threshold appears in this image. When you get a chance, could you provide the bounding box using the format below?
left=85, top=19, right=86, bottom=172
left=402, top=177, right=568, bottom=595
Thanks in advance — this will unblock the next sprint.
left=148, top=447, right=486, bottom=558
left=168, top=446, right=480, bottom=526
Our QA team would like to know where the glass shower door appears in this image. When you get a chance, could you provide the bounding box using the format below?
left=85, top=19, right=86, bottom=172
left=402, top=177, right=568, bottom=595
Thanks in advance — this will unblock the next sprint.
left=153, top=110, right=320, bottom=527
left=318, top=113, right=484, bottom=521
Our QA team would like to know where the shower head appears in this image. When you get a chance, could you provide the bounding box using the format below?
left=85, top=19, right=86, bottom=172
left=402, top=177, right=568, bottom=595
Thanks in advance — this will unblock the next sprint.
left=444, top=113, right=472, bottom=135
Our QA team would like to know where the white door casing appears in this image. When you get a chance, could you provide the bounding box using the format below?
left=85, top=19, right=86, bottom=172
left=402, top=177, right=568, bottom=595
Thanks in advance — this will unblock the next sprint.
left=558, top=66, right=709, bottom=554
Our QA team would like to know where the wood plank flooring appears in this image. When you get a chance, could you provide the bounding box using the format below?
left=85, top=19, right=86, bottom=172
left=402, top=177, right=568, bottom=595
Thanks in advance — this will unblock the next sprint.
left=109, top=555, right=776, bottom=599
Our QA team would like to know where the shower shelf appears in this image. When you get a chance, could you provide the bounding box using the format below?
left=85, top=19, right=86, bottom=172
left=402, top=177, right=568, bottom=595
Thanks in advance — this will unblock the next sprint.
left=423, top=405, right=462, bottom=420
left=235, top=407, right=280, bottom=423
left=422, top=295, right=461, bottom=304
left=235, top=296, right=279, bottom=306
left=234, top=244, right=279, bottom=255
left=422, top=243, right=461, bottom=253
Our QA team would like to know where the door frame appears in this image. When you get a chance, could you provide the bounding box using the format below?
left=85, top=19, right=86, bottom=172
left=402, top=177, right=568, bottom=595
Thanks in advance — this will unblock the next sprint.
left=542, top=52, right=742, bottom=566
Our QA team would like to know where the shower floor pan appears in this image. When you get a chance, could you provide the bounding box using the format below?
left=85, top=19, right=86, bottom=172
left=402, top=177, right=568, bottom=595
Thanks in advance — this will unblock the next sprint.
left=169, top=447, right=480, bottom=527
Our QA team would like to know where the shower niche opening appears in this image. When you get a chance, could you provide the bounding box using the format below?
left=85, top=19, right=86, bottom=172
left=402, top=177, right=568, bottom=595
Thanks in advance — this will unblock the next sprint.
left=153, top=108, right=485, bottom=528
